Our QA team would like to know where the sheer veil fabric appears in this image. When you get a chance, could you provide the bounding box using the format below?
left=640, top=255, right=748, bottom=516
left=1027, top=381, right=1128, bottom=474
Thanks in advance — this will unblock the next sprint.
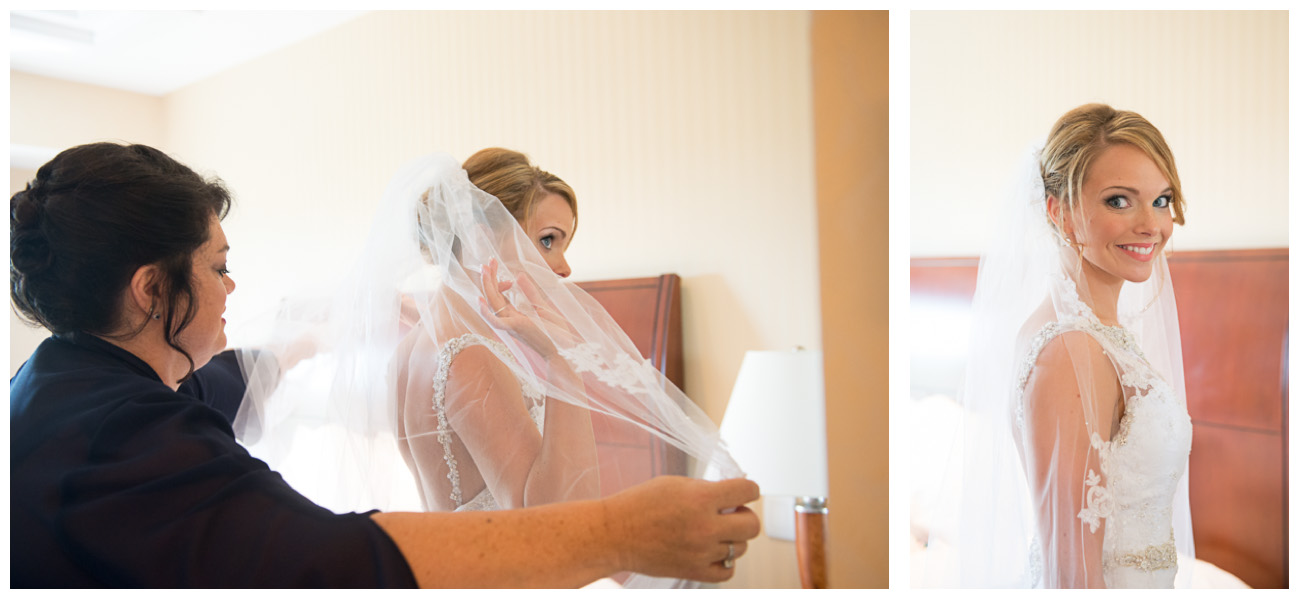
left=923, top=145, right=1194, bottom=588
left=231, top=154, right=742, bottom=588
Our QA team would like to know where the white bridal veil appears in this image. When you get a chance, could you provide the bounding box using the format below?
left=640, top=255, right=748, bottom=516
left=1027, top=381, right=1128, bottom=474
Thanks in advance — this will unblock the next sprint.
left=230, top=153, right=742, bottom=588
left=922, top=144, right=1194, bottom=588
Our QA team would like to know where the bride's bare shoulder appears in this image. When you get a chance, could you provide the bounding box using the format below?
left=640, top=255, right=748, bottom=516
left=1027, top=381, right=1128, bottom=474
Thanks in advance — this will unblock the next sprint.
left=1022, top=327, right=1120, bottom=432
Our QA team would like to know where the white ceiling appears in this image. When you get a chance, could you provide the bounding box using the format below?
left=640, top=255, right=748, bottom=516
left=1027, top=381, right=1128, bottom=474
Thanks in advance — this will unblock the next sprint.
left=10, top=10, right=368, bottom=96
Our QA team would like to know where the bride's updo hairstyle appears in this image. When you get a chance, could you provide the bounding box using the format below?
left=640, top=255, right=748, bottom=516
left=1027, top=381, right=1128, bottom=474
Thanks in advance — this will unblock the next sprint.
left=10, top=142, right=231, bottom=373
left=462, top=147, right=578, bottom=233
left=1039, top=103, right=1186, bottom=231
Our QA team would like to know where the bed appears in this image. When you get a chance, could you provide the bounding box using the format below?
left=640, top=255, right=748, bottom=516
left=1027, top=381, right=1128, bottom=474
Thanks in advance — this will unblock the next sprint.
left=909, top=249, right=1287, bottom=588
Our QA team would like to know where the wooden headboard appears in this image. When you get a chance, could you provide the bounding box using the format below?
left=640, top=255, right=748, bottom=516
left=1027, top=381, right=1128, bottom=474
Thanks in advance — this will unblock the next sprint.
left=910, top=249, right=1289, bottom=589
left=577, top=274, right=684, bottom=388
left=575, top=274, right=688, bottom=494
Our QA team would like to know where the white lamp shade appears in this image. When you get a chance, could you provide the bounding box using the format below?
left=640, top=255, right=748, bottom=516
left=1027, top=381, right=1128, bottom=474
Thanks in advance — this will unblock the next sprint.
left=719, top=349, right=828, bottom=498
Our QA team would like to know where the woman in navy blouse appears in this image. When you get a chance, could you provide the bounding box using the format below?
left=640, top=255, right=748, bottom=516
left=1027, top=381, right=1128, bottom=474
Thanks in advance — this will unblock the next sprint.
left=10, top=142, right=759, bottom=588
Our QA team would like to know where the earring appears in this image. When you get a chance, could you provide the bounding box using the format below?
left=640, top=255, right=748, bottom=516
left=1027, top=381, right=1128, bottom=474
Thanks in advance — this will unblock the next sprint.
left=1061, top=230, right=1082, bottom=252
left=1053, top=229, right=1077, bottom=250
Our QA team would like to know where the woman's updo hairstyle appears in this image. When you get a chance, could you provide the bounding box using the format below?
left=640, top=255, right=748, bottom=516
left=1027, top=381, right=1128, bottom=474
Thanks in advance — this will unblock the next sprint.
left=462, top=148, right=577, bottom=233
left=11, top=142, right=231, bottom=373
left=1040, top=103, right=1186, bottom=229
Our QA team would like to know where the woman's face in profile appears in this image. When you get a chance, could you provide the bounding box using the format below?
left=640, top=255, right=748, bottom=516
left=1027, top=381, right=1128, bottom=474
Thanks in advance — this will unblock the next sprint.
left=175, top=214, right=236, bottom=368
left=519, top=192, right=574, bottom=279
left=1070, top=143, right=1175, bottom=287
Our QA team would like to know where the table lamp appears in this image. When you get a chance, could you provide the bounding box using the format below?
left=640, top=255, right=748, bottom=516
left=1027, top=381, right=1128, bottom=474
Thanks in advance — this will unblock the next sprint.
left=719, top=347, right=828, bottom=588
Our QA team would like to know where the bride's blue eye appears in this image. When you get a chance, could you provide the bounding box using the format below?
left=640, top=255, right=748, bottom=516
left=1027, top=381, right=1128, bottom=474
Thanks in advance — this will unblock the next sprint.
left=1153, top=195, right=1172, bottom=209
left=217, top=267, right=231, bottom=277
left=1105, top=195, right=1131, bottom=209
left=540, top=235, right=553, bottom=250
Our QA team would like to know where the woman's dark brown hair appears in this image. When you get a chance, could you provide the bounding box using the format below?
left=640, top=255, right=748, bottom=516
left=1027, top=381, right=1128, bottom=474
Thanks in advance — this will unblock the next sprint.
left=11, top=142, right=232, bottom=378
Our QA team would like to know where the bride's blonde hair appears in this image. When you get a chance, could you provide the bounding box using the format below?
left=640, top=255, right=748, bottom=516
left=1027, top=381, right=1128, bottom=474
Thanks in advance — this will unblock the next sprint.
left=1040, top=103, right=1186, bottom=231
left=463, top=148, right=578, bottom=235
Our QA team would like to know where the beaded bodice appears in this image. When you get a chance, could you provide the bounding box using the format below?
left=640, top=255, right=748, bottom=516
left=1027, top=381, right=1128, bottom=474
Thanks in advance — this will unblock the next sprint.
left=1014, top=315, right=1193, bottom=588
left=430, top=333, right=545, bottom=512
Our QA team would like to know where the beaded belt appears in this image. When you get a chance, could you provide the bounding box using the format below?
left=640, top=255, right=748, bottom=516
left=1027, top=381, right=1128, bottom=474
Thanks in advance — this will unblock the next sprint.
left=1105, top=533, right=1177, bottom=572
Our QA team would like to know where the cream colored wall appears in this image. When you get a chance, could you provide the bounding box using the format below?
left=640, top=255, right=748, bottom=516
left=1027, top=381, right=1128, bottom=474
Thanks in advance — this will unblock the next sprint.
left=9, top=75, right=167, bottom=374
left=911, top=11, right=1288, bottom=257
left=11, top=71, right=167, bottom=151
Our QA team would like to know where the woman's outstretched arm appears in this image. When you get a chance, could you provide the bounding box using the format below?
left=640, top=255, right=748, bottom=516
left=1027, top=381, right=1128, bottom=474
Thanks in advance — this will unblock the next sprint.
left=371, top=476, right=760, bottom=588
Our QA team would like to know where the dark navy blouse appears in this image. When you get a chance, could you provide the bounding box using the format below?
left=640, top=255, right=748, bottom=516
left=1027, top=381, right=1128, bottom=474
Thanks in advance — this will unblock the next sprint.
left=10, top=333, right=417, bottom=588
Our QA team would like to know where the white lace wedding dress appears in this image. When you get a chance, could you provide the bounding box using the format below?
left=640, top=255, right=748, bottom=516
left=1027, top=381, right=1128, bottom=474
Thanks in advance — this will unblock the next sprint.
left=397, top=331, right=549, bottom=512
left=1014, top=304, right=1194, bottom=588
left=437, top=333, right=544, bottom=511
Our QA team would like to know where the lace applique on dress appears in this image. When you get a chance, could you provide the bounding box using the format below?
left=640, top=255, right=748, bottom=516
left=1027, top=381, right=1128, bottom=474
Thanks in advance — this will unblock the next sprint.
left=1027, top=537, right=1045, bottom=589
left=431, top=333, right=545, bottom=508
left=1077, top=436, right=1115, bottom=533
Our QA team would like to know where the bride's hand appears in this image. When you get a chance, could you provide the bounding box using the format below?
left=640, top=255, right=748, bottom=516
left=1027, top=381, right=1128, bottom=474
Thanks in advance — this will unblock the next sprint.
left=479, top=258, right=562, bottom=358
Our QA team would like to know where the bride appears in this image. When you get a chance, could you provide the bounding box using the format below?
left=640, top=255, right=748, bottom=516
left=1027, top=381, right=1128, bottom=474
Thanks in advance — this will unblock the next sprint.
left=392, top=148, right=600, bottom=512
left=928, top=104, right=1195, bottom=588
left=233, top=148, right=743, bottom=587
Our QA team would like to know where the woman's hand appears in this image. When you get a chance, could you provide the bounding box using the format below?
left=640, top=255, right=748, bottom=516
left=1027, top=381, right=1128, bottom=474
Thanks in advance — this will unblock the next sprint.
left=602, top=476, right=761, bottom=583
left=478, top=258, right=565, bottom=358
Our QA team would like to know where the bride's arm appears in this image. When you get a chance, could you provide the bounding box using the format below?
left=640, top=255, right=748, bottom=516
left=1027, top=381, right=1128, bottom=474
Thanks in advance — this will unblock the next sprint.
left=444, top=345, right=599, bottom=508
left=459, top=259, right=600, bottom=506
left=529, top=353, right=601, bottom=503
left=1021, top=331, right=1122, bottom=589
